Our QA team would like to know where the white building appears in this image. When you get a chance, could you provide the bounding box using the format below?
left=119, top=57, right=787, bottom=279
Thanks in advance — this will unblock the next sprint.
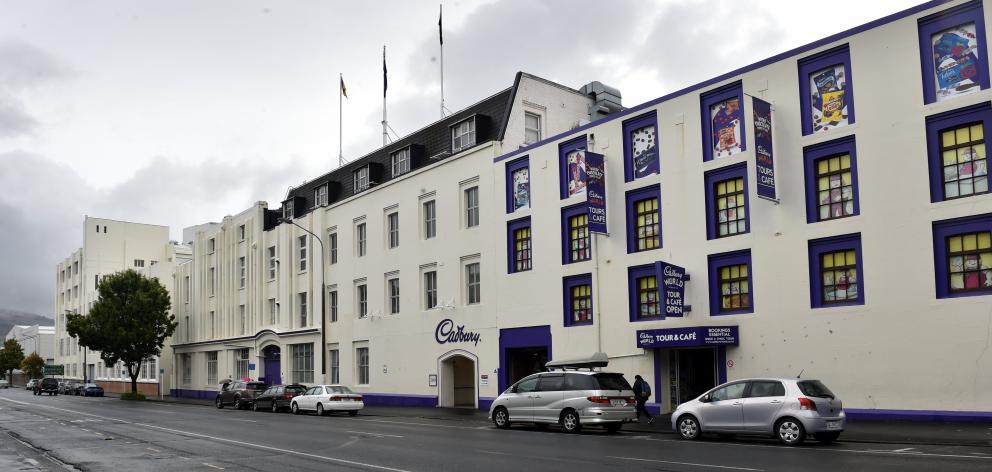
left=5, top=325, right=55, bottom=365
left=54, top=216, right=189, bottom=394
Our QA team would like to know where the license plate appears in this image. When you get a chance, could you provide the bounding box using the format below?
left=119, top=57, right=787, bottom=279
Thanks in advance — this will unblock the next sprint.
left=826, top=421, right=842, bottom=430
left=610, top=400, right=626, bottom=407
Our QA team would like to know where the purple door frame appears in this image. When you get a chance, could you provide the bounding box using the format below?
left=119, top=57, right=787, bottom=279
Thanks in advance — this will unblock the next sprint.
left=497, top=325, right=552, bottom=393
left=262, top=345, right=281, bottom=386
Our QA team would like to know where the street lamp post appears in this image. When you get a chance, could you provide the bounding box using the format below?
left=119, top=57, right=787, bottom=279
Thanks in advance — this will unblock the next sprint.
left=278, top=217, right=327, bottom=385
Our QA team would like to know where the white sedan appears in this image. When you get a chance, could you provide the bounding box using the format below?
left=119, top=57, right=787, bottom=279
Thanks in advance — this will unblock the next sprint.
left=291, top=385, right=364, bottom=416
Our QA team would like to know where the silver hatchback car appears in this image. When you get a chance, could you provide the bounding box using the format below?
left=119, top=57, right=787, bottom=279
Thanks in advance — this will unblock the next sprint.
left=489, top=371, right=637, bottom=433
left=672, top=378, right=844, bottom=445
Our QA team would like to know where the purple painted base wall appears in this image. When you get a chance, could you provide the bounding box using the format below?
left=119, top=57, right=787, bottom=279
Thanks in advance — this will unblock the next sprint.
left=845, top=408, right=992, bottom=423
left=170, top=389, right=217, bottom=400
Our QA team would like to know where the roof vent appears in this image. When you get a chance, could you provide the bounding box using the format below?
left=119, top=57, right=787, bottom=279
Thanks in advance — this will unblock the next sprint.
left=579, top=81, right=622, bottom=121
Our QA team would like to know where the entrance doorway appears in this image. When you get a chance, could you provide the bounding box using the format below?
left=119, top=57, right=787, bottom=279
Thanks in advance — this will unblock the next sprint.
left=504, top=347, right=548, bottom=386
left=670, top=348, right=716, bottom=409
left=438, top=351, right=477, bottom=408
left=262, top=345, right=281, bottom=386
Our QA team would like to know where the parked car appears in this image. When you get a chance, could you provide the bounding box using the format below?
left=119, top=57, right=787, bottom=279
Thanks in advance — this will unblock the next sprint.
left=25, top=379, right=39, bottom=390
left=290, top=385, right=364, bottom=416
left=72, top=383, right=88, bottom=396
left=59, top=381, right=77, bottom=394
left=215, top=380, right=268, bottom=410
left=35, top=378, right=59, bottom=396
left=489, top=370, right=636, bottom=433
left=252, top=384, right=308, bottom=413
left=0, top=379, right=9, bottom=389
left=80, top=383, right=104, bottom=397
left=672, top=378, right=845, bottom=446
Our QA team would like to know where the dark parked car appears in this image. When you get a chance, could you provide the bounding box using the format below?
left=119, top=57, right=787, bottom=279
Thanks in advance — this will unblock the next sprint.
left=252, top=384, right=308, bottom=413
left=72, top=383, right=87, bottom=395
left=80, top=383, right=104, bottom=397
left=215, top=380, right=268, bottom=410
left=35, top=378, right=59, bottom=396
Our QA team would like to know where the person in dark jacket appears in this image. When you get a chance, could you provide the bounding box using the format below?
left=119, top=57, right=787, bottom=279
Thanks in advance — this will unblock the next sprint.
left=632, top=375, right=654, bottom=423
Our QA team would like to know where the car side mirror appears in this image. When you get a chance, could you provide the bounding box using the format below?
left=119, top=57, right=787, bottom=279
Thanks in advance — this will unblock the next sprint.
left=700, top=394, right=711, bottom=403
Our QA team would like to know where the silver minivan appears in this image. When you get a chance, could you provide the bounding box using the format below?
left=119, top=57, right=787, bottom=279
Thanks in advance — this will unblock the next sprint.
left=671, top=378, right=845, bottom=445
left=488, top=371, right=637, bottom=433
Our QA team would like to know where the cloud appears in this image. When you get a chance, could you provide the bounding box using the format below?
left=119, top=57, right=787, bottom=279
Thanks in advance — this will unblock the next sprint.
left=0, top=89, right=38, bottom=137
left=0, top=40, right=69, bottom=140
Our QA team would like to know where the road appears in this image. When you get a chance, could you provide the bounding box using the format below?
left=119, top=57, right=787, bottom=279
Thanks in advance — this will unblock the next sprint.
left=0, top=388, right=989, bottom=472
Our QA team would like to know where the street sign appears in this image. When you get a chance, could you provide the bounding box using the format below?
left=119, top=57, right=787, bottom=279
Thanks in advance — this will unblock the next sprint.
left=248, top=363, right=256, bottom=371
left=43, top=365, right=64, bottom=376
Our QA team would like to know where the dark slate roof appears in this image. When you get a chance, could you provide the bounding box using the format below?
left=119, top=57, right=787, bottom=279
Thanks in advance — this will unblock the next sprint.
left=279, top=86, right=514, bottom=222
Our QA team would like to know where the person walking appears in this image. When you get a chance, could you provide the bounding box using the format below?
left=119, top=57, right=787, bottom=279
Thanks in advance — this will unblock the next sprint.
left=632, top=374, right=654, bottom=424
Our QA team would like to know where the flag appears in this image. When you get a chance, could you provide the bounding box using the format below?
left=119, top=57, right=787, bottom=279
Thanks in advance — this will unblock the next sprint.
left=383, top=47, right=388, bottom=98
left=340, top=75, right=348, bottom=99
left=438, top=5, right=443, bottom=45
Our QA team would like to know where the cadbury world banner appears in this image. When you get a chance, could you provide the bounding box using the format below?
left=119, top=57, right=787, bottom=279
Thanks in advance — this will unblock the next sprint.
left=752, top=97, right=778, bottom=201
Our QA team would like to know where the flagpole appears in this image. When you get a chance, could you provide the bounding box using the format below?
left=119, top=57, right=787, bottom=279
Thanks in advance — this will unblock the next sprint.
left=439, top=3, right=445, bottom=119
left=383, top=45, right=388, bottom=147
left=339, top=73, right=343, bottom=167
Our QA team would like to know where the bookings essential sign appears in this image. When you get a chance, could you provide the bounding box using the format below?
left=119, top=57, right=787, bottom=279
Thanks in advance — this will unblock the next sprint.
left=585, top=152, right=607, bottom=234
left=636, top=326, right=739, bottom=349
left=752, top=97, right=777, bottom=201
left=655, top=261, right=686, bottom=318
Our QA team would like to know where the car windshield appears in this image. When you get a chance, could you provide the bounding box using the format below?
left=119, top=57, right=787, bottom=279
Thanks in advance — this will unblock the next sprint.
left=797, top=380, right=835, bottom=399
left=246, top=383, right=267, bottom=391
left=327, top=386, right=354, bottom=394
left=592, top=373, right=632, bottom=391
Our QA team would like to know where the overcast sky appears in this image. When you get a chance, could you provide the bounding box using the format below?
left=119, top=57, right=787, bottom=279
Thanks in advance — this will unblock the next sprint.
left=0, top=0, right=918, bottom=316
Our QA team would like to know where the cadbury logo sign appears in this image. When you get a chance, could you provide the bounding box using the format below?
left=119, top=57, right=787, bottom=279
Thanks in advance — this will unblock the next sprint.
left=435, top=319, right=482, bottom=346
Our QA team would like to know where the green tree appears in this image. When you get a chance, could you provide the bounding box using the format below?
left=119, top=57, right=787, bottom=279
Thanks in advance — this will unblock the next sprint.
left=67, top=270, right=176, bottom=395
left=0, top=339, right=25, bottom=384
left=21, top=352, right=44, bottom=380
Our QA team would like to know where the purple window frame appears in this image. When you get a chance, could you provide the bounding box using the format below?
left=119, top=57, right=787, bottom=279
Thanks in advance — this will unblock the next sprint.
left=802, top=135, right=861, bottom=223
left=625, top=184, right=662, bottom=253
left=807, top=233, right=865, bottom=308
left=627, top=263, right=661, bottom=322
left=560, top=203, right=590, bottom=265
left=700, top=81, right=746, bottom=162
left=507, top=217, right=532, bottom=274
left=704, top=162, right=750, bottom=240
left=798, top=44, right=857, bottom=136
left=505, top=155, right=530, bottom=214
left=707, top=249, right=754, bottom=316
left=622, top=111, right=660, bottom=182
left=932, top=212, right=992, bottom=299
left=559, top=135, right=588, bottom=199
left=918, top=0, right=991, bottom=105
left=924, top=101, right=992, bottom=202
left=563, top=273, right=593, bottom=327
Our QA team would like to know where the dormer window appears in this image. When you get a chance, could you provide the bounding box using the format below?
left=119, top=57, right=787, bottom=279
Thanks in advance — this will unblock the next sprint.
left=314, top=184, right=329, bottom=207
left=391, top=148, right=411, bottom=177
left=354, top=166, right=370, bottom=192
left=284, top=201, right=294, bottom=219
left=451, top=117, right=476, bottom=152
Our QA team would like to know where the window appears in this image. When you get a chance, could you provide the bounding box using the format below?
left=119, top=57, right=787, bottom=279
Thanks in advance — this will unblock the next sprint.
left=918, top=1, right=990, bottom=104
left=524, top=112, right=542, bottom=144
left=708, top=249, right=754, bottom=315
left=298, top=235, right=307, bottom=271
left=208, top=311, right=215, bottom=339
left=354, top=166, right=370, bottom=192
left=206, top=352, right=218, bottom=385
left=330, top=290, right=338, bottom=322
left=238, top=256, right=246, bottom=289
left=298, top=292, right=308, bottom=326
left=356, top=347, right=370, bottom=385
left=391, top=148, right=411, bottom=177
left=925, top=103, right=991, bottom=202
left=329, top=232, right=338, bottom=264
left=465, top=262, right=481, bottom=304
left=387, top=277, right=400, bottom=314
left=451, top=117, right=476, bottom=152
left=506, top=156, right=531, bottom=213
left=626, top=185, right=661, bottom=253
left=700, top=81, right=746, bottom=161
left=622, top=111, right=660, bottom=181
left=424, top=270, right=438, bottom=310
left=314, top=184, right=328, bottom=207
left=710, top=382, right=747, bottom=402
left=268, top=246, right=277, bottom=280
left=561, top=204, right=590, bottom=264
left=329, top=349, right=340, bottom=384
left=238, top=224, right=246, bottom=241
left=465, top=186, right=479, bottom=228
left=209, top=267, right=216, bottom=296
left=559, top=136, right=588, bottom=198
left=268, top=298, right=277, bottom=325
left=387, top=212, right=399, bottom=248
left=292, top=343, right=314, bottom=384
left=628, top=264, right=660, bottom=321
left=134, top=259, right=145, bottom=268
left=564, top=274, right=593, bottom=326
left=182, top=354, right=192, bottom=384
left=234, top=348, right=249, bottom=380
left=423, top=200, right=437, bottom=239
left=508, top=218, right=532, bottom=273
left=808, top=233, right=865, bottom=308
left=356, top=222, right=367, bottom=257
left=704, top=162, right=749, bottom=239
left=803, top=136, right=861, bottom=222
left=933, top=213, right=992, bottom=298
left=283, top=200, right=294, bottom=219
left=239, top=305, right=246, bottom=335
left=357, top=284, right=368, bottom=318
left=798, top=45, right=855, bottom=135
left=208, top=238, right=216, bottom=253
left=185, top=315, right=191, bottom=341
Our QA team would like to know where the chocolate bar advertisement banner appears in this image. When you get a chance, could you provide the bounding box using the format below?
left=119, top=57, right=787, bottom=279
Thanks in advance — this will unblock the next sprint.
left=585, top=152, right=607, bottom=234
left=752, top=97, right=778, bottom=201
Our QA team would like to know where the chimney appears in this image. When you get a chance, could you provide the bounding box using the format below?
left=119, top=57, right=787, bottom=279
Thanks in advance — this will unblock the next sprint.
left=580, top=81, right=623, bottom=121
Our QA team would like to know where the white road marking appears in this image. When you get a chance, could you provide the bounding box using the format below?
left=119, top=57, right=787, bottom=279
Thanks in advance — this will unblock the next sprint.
left=352, top=418, right=482, bottom=430
left=229, top=419, right=257, bottom=423
left=204, top=463, right=225, bottom=470
left=609, top=456, right=764, bottom=471
left=893, top=447, right=917, bottom=453
left=344, top=430, right=404, bottom=438
left=25, top=458, right=39, bottom=466
left=146, top=447, right=161, bottom=453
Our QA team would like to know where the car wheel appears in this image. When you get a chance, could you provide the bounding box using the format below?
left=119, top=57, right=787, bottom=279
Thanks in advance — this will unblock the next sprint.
left=348, top=410, right=358, bottom=417
left=492, top=407, right=511, bottom=429
left=604, top=423, right=622, bottom=434
left=560, top=410, right=582, bottom=434
left=272, top=402, right=279, bottom=413
left=215, top=397, right=224, bottom=409
left=316, top=404, right=325, bottom=416
left=677, top=415, right=701, bottom=440
left=814, top=432, right=840, bottom=444
left=776, top=418, right=806, bottom=446
left=292, top=402, right=300, bottom=415
left=235, top=397, right=244, bottom=410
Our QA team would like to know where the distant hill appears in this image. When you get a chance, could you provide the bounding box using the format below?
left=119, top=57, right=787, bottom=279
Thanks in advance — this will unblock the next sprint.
left=0, top=308, right=53, bottom=338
